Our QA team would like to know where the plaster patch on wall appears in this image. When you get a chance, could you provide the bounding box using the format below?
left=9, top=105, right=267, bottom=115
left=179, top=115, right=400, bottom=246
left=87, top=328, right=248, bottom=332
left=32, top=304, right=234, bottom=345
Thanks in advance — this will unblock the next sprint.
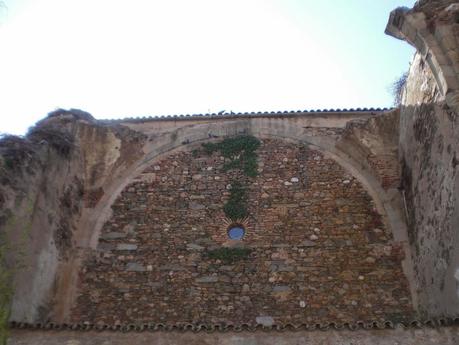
left=10, top=240, right=59, bottom=322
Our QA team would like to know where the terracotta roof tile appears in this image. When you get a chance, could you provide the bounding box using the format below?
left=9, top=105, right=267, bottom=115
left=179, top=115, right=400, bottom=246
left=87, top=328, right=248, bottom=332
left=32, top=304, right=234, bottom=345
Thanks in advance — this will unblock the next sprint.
left=9, top=317, right=459, bottom=333
left=100, top=108, right=393, bottom=123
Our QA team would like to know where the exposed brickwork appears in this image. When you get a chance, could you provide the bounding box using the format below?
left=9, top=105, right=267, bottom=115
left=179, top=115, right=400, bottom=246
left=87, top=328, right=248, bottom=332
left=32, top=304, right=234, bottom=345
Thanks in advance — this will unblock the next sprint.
left=71, top=139, right=413, bottom=325
left=302, top=127, right=344, bottom=137
left=368, top=155, right=400, bottom=190
left=336, top=111, right=401, bottom=192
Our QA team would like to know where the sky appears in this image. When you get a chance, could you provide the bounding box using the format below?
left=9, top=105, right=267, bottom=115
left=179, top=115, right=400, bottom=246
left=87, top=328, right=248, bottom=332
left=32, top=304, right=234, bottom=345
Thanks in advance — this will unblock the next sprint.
left=0, top=0, right=416, bottom=135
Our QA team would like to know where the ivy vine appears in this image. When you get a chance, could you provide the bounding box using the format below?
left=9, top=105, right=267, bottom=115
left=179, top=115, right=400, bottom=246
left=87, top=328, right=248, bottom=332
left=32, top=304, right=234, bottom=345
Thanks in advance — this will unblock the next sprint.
left=202, top=135, right=260, bottom=178
left=207, top=247, right=252, bottom=264
left=223, top=181, right=248, bottom=220
left=202, top=135, right=260, bottom=221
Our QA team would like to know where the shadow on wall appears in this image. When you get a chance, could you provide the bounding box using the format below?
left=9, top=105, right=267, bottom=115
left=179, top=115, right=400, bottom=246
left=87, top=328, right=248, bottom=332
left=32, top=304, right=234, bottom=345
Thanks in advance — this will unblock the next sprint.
left=398, top=101, right=459, bottom=318
left=385, top=0, right=459, bottom=318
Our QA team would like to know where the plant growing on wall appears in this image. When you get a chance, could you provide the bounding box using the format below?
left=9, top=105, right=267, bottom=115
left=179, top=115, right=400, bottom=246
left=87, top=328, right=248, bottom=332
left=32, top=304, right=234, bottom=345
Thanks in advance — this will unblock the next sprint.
left=203, top=135, right=260, bottom=221
left=202, top=135, right=260, bottom=178
left=207, top=247, right=252, bottom=264
left=224, top=181, right=248, bottom=220
left=390, top=71, right=408, bottom=106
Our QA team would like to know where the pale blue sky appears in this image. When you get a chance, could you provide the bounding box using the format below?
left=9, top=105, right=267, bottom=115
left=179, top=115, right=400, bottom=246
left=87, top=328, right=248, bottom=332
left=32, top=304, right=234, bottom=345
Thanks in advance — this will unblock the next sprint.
left=0, top=0, right=415, bottom=135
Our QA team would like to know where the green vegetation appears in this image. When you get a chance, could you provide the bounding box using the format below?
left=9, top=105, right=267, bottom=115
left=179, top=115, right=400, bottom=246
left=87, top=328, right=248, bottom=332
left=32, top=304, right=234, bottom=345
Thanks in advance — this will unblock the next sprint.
left=207, top=247, right=252, bottom=264
left=202, top=135, right=260, bottom=177
left=224, top=181, right=248, bottom=220
left=202, top=135, right=260, bottom=221
left=191, top=149, right=200, bottom=158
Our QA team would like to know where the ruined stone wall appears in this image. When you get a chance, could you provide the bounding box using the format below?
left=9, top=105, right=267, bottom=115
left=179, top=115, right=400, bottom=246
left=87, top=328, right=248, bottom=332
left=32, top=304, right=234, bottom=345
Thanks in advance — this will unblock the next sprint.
left=71, top=138, right=413, bottom=325
left=399, top=52, right=459, bottom=317
left=384, top=0, right=459, bottom=318
left=383, top=0, right=459, bottom=317
left=0, top=115, right=88, bottom=323
left=6, top=1, right=459, bottom=343
left=336, top=110, right=401, bottom=191
left=1, top=108, right=409, bottom=328
left=0, top=111, right=147, bottom=324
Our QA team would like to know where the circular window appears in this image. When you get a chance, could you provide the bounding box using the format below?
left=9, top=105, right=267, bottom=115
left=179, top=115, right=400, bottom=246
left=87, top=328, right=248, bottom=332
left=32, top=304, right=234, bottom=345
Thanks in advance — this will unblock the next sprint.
left=227, top=225, right=245, bottom=240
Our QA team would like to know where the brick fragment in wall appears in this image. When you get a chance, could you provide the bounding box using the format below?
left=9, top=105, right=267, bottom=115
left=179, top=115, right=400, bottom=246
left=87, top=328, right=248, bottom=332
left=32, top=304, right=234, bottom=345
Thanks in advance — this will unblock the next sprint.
left=71, top=139, right=414, bottom=325
left=367, top=155, right=400, bottom=190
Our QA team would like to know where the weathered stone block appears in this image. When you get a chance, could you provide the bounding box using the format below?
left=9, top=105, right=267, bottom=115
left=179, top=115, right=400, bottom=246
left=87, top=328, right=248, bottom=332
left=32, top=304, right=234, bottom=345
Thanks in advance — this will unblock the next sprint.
left=272, top=285, right=291, bottom=292
left=101, top=232, right=127, bottom=240
left=97, top=243, right=115, bottom=251
left=196, top=276, right=218, bottom=283
left=159, top=264, right=186, bottom=271
left=189, top=202, right=205, bottom=210
left=301, top=240, right=316, bottom=247
left=125, top=263, right=145, bottom=272
left=116, top=244, right=138, bottom=251
left=186, top=243, right=205, bottom=251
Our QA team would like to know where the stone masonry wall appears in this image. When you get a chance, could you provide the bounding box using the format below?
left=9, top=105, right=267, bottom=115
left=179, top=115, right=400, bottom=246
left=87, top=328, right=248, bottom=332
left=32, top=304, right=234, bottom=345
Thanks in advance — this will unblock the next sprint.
left=399, top=52, right=459, bottom=317
left=71, top=138, right=413, bottom=325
